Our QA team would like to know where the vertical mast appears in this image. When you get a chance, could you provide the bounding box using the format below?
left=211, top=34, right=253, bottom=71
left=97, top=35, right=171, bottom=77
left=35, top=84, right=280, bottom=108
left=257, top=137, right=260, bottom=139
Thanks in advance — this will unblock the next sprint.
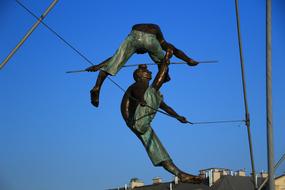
left=266, top=0, right=275, bottom=189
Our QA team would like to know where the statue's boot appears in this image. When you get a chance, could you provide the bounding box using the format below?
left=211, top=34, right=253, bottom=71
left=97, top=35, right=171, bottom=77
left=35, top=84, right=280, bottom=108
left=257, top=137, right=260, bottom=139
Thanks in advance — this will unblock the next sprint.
left=178, top=172, right=202, bottom=184
left=90, top=89, right=100, bottom=107
left=161, top=160, right=202, bottom=184
left=90, top=70, right=109, bottom=107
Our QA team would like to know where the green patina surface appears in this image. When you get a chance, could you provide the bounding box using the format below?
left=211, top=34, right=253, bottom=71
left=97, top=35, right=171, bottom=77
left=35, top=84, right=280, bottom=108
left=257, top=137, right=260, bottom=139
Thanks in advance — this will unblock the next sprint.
left=102, top=30, right=165, bottom=76
left=132, top=87, right=171, bottom=166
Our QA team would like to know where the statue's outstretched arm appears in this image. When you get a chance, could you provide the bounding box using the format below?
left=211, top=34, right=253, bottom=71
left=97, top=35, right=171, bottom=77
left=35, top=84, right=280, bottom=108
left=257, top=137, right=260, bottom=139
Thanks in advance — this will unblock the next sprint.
left=159, top=101, right=187, bottom=123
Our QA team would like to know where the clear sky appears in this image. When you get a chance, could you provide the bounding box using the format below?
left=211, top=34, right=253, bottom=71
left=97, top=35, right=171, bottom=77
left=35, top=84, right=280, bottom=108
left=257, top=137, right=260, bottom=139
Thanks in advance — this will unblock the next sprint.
left=0, top=0, right=284, bottom=189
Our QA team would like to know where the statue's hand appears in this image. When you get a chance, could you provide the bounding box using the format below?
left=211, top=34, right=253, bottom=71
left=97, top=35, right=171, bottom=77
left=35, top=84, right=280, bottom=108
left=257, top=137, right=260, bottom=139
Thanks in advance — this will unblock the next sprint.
left=86, top=65, right=101, bottom=72
left=187, top=60, right=199, bottom=66
left=177, top=115, right=188, bottom=123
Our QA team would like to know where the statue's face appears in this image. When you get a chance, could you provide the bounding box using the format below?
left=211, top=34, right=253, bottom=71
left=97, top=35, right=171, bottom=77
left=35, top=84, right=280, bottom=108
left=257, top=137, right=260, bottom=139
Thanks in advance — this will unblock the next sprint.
left=135, top=68, right=152, bottom=81
left=140, top=68, right=152, bottom=81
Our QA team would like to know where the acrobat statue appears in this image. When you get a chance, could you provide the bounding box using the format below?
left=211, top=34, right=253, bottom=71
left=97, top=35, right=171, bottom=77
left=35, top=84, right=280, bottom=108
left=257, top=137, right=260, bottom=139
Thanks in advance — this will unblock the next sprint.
left=120, top=64, right=202, bottom=184
left=86, top=23, right=199, bottom=107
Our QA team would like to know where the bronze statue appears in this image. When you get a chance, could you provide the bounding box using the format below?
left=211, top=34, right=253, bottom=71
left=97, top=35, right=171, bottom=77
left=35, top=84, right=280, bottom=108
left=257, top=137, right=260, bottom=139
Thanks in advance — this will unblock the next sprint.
left=86, top=23, right=199, bottom=107
left=120, top=64, right=202, bottom=184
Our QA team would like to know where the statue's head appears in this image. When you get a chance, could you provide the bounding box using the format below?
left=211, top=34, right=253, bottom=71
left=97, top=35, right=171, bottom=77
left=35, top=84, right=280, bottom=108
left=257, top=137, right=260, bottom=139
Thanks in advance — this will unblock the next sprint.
left=133, top=64, right=152, bottom=82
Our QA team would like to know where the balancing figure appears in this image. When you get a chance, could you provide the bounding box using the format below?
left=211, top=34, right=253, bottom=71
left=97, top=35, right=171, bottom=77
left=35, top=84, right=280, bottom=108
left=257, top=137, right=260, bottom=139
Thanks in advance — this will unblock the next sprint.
left=86, top=23, right=199, bottom=107
left=120, top=64, right=202, bottom=183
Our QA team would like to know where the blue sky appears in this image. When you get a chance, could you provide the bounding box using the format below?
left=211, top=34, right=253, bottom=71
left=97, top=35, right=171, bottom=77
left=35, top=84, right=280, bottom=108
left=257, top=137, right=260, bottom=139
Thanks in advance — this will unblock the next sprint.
left=0, top=0, right=284, bottom=189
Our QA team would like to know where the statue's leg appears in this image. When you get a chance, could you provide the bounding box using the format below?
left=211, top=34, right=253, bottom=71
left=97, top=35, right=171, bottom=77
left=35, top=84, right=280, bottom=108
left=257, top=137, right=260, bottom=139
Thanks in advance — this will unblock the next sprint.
left=137, top=126, right=172, bottom=167
left=86, top=57, right=112, bottom=72
left=161, top=160, right=202, bottom=184
left=160, top=160, right=181, bottom=175
left=173, top=48, right=193, bottom=63
left=172, top=47, right=198, bottom=66
left=89, top=34, right=136, bottom=107
left=90, top=70, right=109, bottom=107
left=138, top=126, right=202, bottom=184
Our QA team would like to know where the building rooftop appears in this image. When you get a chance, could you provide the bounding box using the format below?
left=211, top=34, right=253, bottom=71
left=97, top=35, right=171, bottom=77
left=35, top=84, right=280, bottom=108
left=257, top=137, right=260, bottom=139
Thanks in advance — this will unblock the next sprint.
left=108, top=181, right=210, bottom=190
left=211, top=176, right=265, bottom=190
left=108, top=176, right=267, bottom=190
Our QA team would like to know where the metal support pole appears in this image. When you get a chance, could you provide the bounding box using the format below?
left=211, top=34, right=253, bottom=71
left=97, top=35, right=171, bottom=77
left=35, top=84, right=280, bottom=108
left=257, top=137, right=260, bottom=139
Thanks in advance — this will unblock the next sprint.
left=0, top=0, right=58, bottom=70
left=266, top=0, right=275, bottom=189
left=234, top=0, right=257, bottom=188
